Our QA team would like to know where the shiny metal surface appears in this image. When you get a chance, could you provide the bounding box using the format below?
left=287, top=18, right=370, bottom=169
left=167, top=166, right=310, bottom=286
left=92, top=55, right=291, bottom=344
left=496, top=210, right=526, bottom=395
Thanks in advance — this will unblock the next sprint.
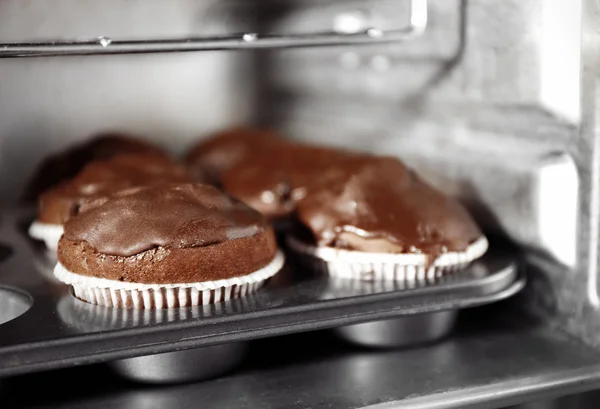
left=0, top=0, right=426, bottom=57
left=3, top=319, right=600, bottom=409
left=0, top=287, right=32, bottom=326
left=335, top=311, right=457, bottom=348
left=109, top=343, right=248, bottom=383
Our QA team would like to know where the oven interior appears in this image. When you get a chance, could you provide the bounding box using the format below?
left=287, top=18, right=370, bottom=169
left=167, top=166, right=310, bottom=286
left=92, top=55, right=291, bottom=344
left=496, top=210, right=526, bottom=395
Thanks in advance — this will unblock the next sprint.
left=1, top=1, right=599, bottom=408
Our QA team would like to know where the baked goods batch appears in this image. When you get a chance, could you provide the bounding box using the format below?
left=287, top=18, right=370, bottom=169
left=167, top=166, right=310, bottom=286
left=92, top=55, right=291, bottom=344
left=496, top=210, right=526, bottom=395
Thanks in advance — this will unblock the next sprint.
left=28, top=127, right=487, bottom=309
left=187, top=127, right=488, bottom=280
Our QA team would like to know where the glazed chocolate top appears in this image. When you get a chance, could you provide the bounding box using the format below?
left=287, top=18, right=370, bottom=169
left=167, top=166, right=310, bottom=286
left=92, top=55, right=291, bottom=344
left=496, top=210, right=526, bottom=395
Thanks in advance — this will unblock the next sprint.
left=23, top=132, right=166, bottom=202
left=191, top=128, right=482, bottom=255
left=63, top=183, right=270, bottom=257
left=221, top=140, right=357, bottom=219
left=38, top=153, right=193, bottom=224
left=296, top=156, right=482, bottom=255
left=185, top=127, right=281, bottom=185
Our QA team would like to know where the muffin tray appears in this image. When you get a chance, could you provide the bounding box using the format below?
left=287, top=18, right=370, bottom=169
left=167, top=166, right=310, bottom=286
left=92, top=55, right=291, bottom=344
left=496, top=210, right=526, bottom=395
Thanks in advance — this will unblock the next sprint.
left=0, top=208, right=525, bottom=380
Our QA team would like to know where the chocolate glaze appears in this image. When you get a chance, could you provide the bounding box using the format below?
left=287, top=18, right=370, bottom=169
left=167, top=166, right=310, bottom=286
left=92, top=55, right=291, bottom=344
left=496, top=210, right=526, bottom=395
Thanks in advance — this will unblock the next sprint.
left=296, top=156, right=482, bottom=257
left=63, top=183, right=271, bottom=257
left=38, top=153, right=192, bottom=225
left=218, top=137, right=481, bottom=256
left=23, top=132, right=166, bottom=202
left=221, top=140, right=358, bottom=219
left=188, top=127, right=482, bottom=257
left=185, top=127, right=281, bottom=185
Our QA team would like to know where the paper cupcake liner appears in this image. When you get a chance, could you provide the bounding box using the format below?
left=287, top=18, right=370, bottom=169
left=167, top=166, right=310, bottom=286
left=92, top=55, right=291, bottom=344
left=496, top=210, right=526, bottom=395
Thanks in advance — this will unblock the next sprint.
left=286, top=236, right=488, bottom=282
left=54, top=251, right=285, bottom=309
left=57, top=286, right=263, bottom=331
left=28, top=221, right=63, bottom=252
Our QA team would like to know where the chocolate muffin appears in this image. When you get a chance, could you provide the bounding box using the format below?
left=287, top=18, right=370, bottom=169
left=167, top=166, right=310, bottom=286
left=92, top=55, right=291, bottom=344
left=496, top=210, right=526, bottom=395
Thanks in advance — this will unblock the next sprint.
left=220, top=139, right=358, bottom=220
left=286, top=156, right=488, bottom=281
left=186, top=126, right=354, bottom=221
left=29, top=153, right=192, bottom=252
left=185, top=126, right=280, bottom=186
left=188, top=127, right=486, bottom=282
left=54, top=183, right=283, bottom=308
left=23, top=132, right=166, bottom=203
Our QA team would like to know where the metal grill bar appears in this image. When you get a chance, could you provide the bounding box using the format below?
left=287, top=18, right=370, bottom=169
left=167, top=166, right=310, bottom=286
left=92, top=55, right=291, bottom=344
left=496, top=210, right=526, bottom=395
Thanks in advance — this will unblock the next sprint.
left=0, top=0, right=427, bottom=58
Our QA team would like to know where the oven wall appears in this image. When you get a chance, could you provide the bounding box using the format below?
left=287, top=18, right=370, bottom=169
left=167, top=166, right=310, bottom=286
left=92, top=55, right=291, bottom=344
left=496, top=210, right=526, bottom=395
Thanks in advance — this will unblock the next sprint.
left=0, top=0, right=256, bottom=202
left=256, top=0, right=581, bottom=267
left=256, top=0, right=600, bottom=348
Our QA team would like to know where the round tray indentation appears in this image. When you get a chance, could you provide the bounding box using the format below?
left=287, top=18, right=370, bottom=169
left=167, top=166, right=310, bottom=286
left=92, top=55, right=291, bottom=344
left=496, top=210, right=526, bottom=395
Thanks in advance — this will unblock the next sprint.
left=109, top=343, right=248, bottom=384
left=0, top=287, right=33, bottom=325
left=334, top=311, right=458, bottom=349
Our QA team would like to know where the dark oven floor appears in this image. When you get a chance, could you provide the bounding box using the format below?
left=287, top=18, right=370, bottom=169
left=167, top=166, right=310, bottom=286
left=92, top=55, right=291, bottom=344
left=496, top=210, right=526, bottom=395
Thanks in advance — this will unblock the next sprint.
left=2, top=307, right=600, bottom=409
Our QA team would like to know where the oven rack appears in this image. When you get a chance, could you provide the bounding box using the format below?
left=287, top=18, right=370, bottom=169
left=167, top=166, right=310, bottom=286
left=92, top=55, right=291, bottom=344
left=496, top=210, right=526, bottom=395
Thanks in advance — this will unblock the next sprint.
left=0, top=0, right=426, bottom=58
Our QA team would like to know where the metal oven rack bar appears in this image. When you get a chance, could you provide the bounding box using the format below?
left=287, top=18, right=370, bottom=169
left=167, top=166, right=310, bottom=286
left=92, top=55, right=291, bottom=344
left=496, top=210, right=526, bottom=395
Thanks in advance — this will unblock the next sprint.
left=0, top=0, right=427, bottom=58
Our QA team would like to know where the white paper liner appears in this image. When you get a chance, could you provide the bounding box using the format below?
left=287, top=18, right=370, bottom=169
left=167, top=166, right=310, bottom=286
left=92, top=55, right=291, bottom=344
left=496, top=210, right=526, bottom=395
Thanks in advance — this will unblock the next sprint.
left=54, top=251, right=285, bottom=309
left=57, top=287, right=263, bottom=331
left=28, top=221, right=63, bottom=252
left=287, top=236, right=488, bottom=282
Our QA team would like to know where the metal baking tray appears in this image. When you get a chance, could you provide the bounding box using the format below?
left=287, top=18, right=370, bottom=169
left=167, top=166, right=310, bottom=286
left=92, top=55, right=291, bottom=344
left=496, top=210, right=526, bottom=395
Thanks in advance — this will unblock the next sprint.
left=0, top=207, right=524, bottom=381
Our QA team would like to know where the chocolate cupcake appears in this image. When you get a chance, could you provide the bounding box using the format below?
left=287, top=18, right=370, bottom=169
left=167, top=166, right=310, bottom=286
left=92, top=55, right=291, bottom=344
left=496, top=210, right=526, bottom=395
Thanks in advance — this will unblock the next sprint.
left=54, top=183, right=283, bottom=308
left=29, top=153, right=192, bottom=252
left=286, top=156, right=488, bottom=282
left=185, top=126, right=280, bottom=186
left=23, top=132, right=166, bottom=203
left=187, top=127, right=486, bottom=282
left=220, top=139, right=358, bottom=221
left=186, top=126, right=355, bottom=221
